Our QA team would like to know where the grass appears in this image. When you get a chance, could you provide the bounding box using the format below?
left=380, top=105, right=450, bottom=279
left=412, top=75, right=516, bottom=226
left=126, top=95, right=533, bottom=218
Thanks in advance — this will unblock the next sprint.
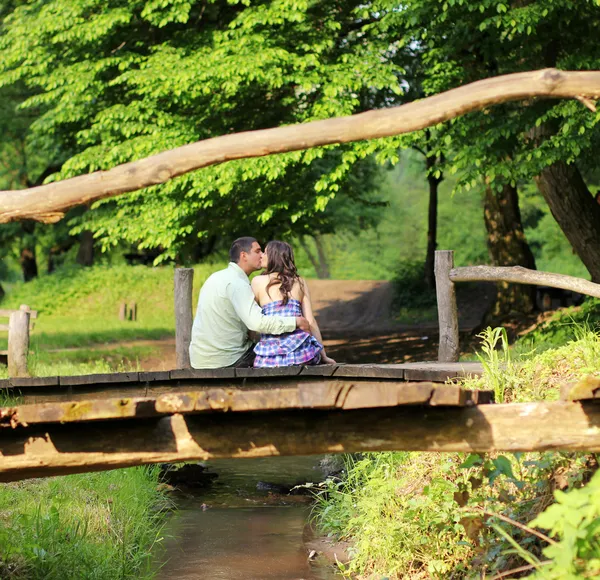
left=0, top=466, right=169, bottom=579
left=0, top=263, right=224, bottom=352
left=0, top=351, right=170, bottom=579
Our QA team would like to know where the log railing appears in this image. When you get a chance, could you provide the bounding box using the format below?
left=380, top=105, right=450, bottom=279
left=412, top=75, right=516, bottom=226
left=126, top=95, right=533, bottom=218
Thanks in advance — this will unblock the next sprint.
left=434, top=250, right=600, bottom=362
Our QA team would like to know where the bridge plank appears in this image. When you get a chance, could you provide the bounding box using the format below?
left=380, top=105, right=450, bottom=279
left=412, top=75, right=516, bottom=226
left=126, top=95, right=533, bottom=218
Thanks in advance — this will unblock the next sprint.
left=5, top=397, right=158, bottom=425
left=3, top=382, right=488, bottom=426
left=0, top=401, right=598, bottom=482
left=299, top=365, right=338, bottom=377
left=235, top=367, right=302, bottom=378
left=402, top=362, right=482, bottom=382
left=0, top=363, right=484, bottom=392
left=170, top=368, right=236, bottom=380
left=333, top=364, right=405, bottom=379
left=139, top=371, right=170, bottom=383
left=60, top=372, right=140, bottom=386
left=10, top=376, right=59, bottom=388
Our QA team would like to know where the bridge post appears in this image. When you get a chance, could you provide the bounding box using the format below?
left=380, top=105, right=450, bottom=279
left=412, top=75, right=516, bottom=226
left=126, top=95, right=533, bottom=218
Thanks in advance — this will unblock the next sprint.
left=174, top=268, right=194, bottom=369
left=435, top=251, right=459, bottom=362
left=8, top=309, right=30, bottom=377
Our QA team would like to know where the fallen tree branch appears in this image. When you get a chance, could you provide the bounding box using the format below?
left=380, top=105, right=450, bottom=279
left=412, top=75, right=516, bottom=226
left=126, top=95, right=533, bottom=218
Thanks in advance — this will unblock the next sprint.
left=1, top=68, right=600, bottom=223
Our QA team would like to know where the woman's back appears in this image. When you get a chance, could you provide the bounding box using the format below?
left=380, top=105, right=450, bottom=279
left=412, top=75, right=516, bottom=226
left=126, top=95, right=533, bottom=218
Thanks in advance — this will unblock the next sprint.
left=252, top=274, right=305, bottom=307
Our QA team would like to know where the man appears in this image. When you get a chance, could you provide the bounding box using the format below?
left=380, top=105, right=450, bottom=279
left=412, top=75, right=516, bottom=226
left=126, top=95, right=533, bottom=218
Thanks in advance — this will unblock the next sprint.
left=189, top=237, right=310, bottom=369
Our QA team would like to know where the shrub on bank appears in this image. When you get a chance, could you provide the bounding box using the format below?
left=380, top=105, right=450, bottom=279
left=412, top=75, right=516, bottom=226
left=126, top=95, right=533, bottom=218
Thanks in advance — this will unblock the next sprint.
left=313, top=323, right=600, bottom=578
left=0, top=466, right=168, bottom=579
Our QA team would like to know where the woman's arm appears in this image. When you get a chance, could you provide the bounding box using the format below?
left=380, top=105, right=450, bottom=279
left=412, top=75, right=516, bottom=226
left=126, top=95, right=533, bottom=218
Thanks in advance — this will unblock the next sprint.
left=300, top=278, right=336, bottom=364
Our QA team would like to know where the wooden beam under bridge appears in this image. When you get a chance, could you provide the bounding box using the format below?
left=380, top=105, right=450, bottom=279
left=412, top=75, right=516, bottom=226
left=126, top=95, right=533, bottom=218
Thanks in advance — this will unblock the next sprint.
left=0, top=397, right=599, bottom=482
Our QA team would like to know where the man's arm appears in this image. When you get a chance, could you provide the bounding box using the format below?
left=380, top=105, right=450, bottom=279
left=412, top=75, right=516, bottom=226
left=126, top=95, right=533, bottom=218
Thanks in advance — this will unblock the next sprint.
left=227, top=280, right=304, bottom=335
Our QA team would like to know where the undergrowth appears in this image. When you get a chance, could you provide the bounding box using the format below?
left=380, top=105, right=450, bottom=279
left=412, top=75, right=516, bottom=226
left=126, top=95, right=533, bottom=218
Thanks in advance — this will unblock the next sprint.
left=313, top=322, right=600, bottom=578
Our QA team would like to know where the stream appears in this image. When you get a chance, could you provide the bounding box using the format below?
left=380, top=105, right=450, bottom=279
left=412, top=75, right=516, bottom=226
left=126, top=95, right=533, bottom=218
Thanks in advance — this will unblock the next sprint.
left=153, top=456, right=340, bottom=579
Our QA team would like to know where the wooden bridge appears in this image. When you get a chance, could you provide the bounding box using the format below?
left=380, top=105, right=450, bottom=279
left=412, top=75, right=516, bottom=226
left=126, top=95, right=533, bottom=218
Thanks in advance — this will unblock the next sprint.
left=3, top=70, right=600, bottom=483
left=1, top=362, right=600, bottom=483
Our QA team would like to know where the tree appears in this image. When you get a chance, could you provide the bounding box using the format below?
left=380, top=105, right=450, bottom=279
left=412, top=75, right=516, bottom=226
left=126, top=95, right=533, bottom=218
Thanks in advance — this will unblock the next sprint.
left=376, top=0, right=600, bottom=286
left=0, top=0, right=404, bottom=263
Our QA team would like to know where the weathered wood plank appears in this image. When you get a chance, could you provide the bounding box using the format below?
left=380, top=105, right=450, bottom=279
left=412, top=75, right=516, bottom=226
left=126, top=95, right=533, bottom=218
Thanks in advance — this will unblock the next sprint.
left=402, top=362, right=483, bottom=382
left=170, top=368, right=236, bottom=380
left=139, top=371, right=171, bottom=383
left=333, top=364, right=405, bottom=379
left=1, top=401, right=600, bottom=481
left=59, top=372, right=140, bottom=386
left=11, top=376, right=59, bottom=388
left=4, top=398, right=158, bottom=426
left=235, top=366, right=302, bottom=378
left=299, top=364, right=339, bottom=377
left=3, top=382, right=491, bottom=425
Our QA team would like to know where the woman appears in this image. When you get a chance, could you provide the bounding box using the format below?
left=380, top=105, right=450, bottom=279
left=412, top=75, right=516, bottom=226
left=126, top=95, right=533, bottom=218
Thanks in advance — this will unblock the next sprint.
left=251, top=240, right=336, bottom=367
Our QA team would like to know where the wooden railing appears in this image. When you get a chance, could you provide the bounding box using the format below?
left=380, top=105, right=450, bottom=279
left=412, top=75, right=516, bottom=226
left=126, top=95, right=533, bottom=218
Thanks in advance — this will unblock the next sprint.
left=0, top=305, right=38, bottom=377
left=434, top=250, right=600, bottom=362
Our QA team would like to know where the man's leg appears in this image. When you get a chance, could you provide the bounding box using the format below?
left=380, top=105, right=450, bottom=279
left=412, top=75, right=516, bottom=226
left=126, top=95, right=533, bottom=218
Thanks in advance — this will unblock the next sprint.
left=229, top=346, right=256, bottom=368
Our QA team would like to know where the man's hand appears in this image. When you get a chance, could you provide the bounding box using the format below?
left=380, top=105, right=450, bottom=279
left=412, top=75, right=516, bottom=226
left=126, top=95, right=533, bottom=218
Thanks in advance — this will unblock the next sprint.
left=295, top=316, right=310, bottom=332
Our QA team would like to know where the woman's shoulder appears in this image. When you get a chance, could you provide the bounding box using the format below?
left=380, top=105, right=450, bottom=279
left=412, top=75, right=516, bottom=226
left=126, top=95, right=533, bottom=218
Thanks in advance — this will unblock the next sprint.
left=251, top=274, right=268, bottom=288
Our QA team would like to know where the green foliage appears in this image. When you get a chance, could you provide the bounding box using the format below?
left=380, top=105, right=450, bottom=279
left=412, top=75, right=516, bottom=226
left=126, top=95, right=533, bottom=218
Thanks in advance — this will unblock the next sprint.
left=516, top=299, right=600, bottom=353
left=475, top=327, right=511, bottom=403
left=529, top=469, right=600, bottom=579
left=0, top=0, right=404, bottom=260
left=0, top=466, right=169, bottom=579
left=315, top=324, right=600, bottom=578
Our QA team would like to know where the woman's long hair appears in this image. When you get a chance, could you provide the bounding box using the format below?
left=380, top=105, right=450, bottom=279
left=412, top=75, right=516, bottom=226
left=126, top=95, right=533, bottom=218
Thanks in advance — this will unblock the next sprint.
left=264, top=241, right=301, bottom=305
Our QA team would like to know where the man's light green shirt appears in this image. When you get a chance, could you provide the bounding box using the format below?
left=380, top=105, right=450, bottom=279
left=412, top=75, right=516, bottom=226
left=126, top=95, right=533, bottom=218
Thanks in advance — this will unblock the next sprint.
left=189, top=262, right=296, bottom=369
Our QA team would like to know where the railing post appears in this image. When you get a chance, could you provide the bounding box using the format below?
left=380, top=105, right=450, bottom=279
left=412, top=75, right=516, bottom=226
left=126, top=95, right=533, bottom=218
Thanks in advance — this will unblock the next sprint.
left=8, top=309, right=30, bottom=377
left=435, top=250, right=459, bottom=362
left=174, top=268, right=194, bottom=369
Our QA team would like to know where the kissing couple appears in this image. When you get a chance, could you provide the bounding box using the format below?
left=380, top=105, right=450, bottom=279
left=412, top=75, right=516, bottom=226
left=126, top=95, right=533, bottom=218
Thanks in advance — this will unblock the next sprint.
left=189, top=237, right=336, bottom=369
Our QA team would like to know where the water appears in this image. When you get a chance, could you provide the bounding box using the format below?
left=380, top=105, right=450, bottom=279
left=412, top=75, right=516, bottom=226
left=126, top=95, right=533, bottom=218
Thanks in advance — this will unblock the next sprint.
left=154, top=456, right=340, bottom=579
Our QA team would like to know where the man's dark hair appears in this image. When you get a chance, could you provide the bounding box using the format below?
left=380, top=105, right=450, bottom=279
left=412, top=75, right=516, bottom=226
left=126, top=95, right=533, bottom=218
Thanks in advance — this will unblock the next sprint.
left=229, top=237, right=258, bottom=263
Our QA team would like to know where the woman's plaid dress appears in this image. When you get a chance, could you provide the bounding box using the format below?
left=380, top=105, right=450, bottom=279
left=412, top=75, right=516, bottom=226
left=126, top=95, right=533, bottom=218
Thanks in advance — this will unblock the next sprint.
left=253, top=299, right=323, bottom=367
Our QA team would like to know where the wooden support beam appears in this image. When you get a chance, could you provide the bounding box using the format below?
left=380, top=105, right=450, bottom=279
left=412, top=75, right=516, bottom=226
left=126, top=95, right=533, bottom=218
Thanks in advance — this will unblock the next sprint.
left=2, top=69, right=600, bottom=224
left=8, top=310, right=30, bottom=378
left=0, top=401, right=599, bottom=482
left=174, top=268, right=194, bottom=369
left=435, top=251, right=459, bottom=362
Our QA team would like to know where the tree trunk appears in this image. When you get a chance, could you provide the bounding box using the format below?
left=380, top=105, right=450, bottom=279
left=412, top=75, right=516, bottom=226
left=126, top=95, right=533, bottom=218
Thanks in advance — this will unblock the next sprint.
left=313, top=235, right=331, bottom=279
left=424, top=153, right=441, bottom=289
left=535, top=161, right=600, bottom=283
left=483, top=183, right=537, bottom=315
left=299, top=236, right=330, bottom=279
left=76, top=230, right=95, bottom=267
left=20, top=247, right=38, bottom=282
